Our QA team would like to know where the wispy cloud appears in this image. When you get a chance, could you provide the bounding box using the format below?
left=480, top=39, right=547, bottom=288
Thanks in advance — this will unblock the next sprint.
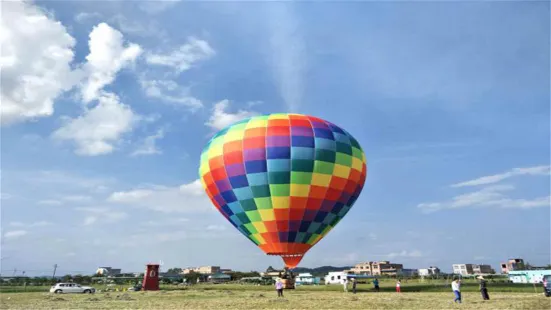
left=131, top=128, right=165, bottom=156
left=451, top=165, right=550, bottom=187
left=9, top=221, right=52, bottom=228
left=74, top=12, right=101, bottom=24
left=265, top=3, right=305, bottom=112
left=107, top=179, right=211, bottom=213
left=3, top=230, right=28, bottom=239
left=75, top=207, right=128, bottom=225
left=145, top=37, right=215, bottom=73
left=138, top=0, right=182, bottom=15
left=139, top=78, right=203, bottom=110
left=206, top=225, right=226, bottom=231
left=386, top=250, right=423, bottom=259
left=418, top=184, right=550, bottom=213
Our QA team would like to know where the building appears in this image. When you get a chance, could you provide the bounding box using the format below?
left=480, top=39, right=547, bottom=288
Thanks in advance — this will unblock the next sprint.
left=349, top=262, right=373, bottom=275
left=349, top=261, right=403, bottom=276
left=501, top=258, right=524, bottom=274
left=371, top=261, right=403, bottom=276
left=208, top=272, right=231, bottom=283
left=182, top=266, right=221, bottom=275
left=418, top=266, right=441, bottom=277
left=508, top=270, right=551, bottom=284
left=399, top=269, right=418, bottom=277
left=295, top=273, right=321, bottom=285
left=95, top=267, right=121, bottom=276
left=453, top=264, right=474, bottom=275
left=473, top=264, right=495, bottom=274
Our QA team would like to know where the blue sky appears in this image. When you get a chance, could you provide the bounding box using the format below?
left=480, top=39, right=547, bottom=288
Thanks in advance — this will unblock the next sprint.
left=1, top=0, right=549, bottom=276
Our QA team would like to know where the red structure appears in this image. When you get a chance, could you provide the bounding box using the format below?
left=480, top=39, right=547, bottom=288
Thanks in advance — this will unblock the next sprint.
left=142, top=264, right=159, bottom=291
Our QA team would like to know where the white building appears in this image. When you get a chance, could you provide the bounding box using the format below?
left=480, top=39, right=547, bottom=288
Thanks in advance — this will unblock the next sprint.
left=418, top=266, right=441, bottom=276
left=324, top=271, right=348, bottom=285
left=95, top=267, right=121, bottom=276
left=453, top=264, right=474, bottom=275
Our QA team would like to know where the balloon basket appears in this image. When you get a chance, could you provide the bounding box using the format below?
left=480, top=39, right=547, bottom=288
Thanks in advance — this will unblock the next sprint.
left=281, top=278, right=295, bottom=289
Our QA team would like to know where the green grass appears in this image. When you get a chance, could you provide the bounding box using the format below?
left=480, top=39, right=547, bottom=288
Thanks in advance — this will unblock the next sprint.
left=0, top=288, right=549, bottom=309
left=0, top=279, right=542, bottom=294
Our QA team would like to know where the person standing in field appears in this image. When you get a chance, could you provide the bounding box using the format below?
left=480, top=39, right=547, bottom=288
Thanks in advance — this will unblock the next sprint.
left=373, top=278, right=380, bottom=292
left=275, top=279, right=284, bottom=298
left=396, top=279, right=401, bottom=293
left=477, top=276, right=490, bottom=300
left=452, top=278, right=462, bottom=303
left=352, top=278, right=357, bottom=294
left=342, top=277, right=348, bottom=292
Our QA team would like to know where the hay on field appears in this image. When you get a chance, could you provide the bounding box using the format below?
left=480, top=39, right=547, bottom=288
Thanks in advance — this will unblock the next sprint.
left=86, top=297, right=101, bottom=302
left=116, top=293, right=135, bottom=301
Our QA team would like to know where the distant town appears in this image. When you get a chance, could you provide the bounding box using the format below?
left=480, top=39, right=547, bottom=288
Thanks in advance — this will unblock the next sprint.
left=6, top=257, right=542, bottom=287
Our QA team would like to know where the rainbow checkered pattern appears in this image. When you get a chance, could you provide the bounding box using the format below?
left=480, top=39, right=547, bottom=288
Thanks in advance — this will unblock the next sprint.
left=199, top=113, right=367, bottom=265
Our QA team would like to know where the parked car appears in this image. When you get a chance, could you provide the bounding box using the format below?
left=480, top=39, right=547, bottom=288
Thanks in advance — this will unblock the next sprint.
left=543, top=275, right=551, bottom=297
left=50, top=283, right=96, bottom=294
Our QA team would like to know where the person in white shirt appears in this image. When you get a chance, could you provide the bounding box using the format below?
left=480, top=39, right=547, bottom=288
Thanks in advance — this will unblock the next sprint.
left=451, top=278, right=462, bottom=303
left=342, top=278, right=348, bottom=292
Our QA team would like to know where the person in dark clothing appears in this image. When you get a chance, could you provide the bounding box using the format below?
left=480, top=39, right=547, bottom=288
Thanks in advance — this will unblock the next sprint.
left=352, top=278, right=357, bottom=294
left=373, top=278, right=380, bottom=292
left=478, top=276, right=490, bottom=300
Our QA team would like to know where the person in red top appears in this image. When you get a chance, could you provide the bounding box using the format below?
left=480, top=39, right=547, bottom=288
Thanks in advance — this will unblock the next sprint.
left=396, top=279, right=401, bottom=293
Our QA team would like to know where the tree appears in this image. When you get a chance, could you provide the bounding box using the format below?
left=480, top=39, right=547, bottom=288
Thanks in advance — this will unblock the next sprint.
left=166, top=268, right=183, bottom=275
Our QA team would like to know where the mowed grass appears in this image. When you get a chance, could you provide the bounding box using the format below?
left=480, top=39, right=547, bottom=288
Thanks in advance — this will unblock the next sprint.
left=1, top=286, right=549, bottom=309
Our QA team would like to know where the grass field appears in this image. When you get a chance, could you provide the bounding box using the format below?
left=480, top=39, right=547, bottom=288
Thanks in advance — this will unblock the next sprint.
left=1, top=284, right=550, bottom=309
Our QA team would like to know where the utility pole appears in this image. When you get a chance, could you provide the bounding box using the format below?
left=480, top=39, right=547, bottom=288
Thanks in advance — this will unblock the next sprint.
left=52, top=264, right=58, bottom=280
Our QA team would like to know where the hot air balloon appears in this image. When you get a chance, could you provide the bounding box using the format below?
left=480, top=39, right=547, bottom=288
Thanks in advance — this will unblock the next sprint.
left=199, top=113, right=367, bottom=268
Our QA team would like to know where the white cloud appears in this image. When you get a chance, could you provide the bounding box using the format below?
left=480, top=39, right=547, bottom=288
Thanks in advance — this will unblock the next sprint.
left=146, top=37, right=215, bottom=73
left=139, top=78, right=203, bottom=110
left=108, top=179, right=211, bottom=213
left=451, top=165, right=550, bottom=187
left=418, top=185, right=550, bottom=213
left=52, top=93, right=138, bottom=156
left=0, top=0, right=80, bottom=125
left=80, top=23, right=142, bottom=103
left=265, top=4, right=305, bottom=112
left=205, top=100, right=258, bottom=130
left=131, top=128, right=165, bottom=156
left=387, top=250, right=423, bottom=258
left=3, top=230, right=28, bottom=239
left=50, top=22, right=143, bottom=156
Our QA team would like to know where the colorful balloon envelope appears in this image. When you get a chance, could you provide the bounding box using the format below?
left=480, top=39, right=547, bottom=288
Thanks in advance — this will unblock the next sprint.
left=199, top=113, right=367, bottom=268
